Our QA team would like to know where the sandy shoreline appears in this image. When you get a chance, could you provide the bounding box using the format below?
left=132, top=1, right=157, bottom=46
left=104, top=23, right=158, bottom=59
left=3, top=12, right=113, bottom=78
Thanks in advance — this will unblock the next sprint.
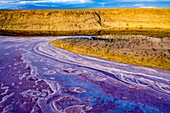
left=0, top=28, right=170, bottom=37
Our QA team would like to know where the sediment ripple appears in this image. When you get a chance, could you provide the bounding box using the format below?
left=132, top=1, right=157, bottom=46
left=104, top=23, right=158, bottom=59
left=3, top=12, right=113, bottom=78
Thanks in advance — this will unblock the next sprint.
left=0, top=36, right=170, bottom=113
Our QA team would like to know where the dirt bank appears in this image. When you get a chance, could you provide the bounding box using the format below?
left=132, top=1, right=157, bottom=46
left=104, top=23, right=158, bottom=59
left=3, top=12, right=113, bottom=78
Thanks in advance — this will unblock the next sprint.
left=0, top=8, right=170, bottom=37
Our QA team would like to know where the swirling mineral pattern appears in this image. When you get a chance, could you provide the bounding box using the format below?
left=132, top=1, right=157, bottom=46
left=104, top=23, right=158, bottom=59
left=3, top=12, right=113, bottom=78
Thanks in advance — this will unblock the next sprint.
left=0, top=36, right=170, bottom=113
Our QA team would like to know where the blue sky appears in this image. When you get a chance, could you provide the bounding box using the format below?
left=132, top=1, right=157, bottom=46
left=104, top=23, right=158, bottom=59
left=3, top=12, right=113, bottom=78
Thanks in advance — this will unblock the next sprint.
left=0, top=0, right=170, bottom=9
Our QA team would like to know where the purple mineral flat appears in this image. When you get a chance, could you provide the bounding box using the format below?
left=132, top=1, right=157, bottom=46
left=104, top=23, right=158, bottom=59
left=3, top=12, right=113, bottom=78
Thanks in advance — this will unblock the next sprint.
left=0, top=36, right=170, bottom=113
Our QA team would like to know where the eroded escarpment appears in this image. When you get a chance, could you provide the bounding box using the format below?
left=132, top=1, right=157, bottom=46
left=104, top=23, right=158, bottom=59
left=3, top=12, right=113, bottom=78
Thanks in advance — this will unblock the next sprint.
left=0, top=8, right=170, bottom=37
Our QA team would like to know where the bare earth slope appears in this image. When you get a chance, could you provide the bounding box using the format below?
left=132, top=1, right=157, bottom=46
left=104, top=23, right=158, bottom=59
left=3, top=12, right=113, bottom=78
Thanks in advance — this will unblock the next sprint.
left=0, top=8, right=170, bottom=36
left=50, top=35, right=170, bottom=70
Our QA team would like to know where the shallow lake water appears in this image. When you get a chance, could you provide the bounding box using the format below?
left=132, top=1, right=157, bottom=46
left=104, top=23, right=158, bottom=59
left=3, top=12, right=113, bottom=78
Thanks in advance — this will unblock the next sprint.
left=0, top=36, right=170, bottom=113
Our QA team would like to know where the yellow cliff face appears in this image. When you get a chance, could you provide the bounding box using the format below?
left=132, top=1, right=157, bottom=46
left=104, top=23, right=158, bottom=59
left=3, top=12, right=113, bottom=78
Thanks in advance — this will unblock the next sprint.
left=0, top=8, right=170, bottom=36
